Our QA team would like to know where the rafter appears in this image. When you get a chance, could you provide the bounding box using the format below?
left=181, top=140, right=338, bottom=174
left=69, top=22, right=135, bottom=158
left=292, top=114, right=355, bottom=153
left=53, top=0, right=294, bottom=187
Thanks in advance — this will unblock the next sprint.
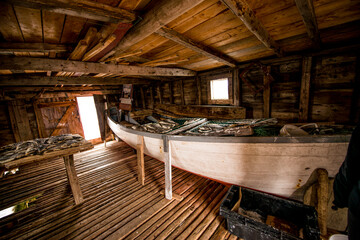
left=0, top=75, right=152, bottom=86
left=294, top=0, right=321, bottom=47
left=156, top=27, right=237, bottom=67
left=0, top=42, right=71, bottom=53
left=220, top=0, right=283, bottom=57
left=109, top=0, right=206, bottom=59
left=5, top=0, right=136, bottom=23
left=0, top=56, right=196, bottom=77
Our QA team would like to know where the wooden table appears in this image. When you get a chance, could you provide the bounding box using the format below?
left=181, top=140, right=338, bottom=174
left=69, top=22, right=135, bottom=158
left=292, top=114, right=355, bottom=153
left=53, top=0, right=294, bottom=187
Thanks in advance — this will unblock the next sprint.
left=0, top=143, right=93, bottom=205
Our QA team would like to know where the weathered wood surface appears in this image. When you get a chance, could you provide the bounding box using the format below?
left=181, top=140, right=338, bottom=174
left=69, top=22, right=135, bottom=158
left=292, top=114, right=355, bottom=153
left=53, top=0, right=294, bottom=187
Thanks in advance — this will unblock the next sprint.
left=8, top=100, right=33, bottom=142
left=0, top=75, right=152, bottom=86
left=263, top=66, right=271, bottom=118
left=294, top=0, right=320, bottom=47
left=63, top=154, right=84, bottom=205
left=0, top=56, right=196, bottom=77
left=109, top=119, right=349, bottom=199
left=233, top=68, right=240, bottom=106
left=164, top=137, right=172, bottom=200
left=32, top=100, right=46, bottom=138
left=94, top=95, right=106, bottom=141
left=0, top=43, right=71, bottom=53
left=5, top=0, right=136, bottom=23
left=0, top=141, right=232, bottom=240
left=110, top=0, right=206, bottom=56
left=220, top=0, right=283, bottom=57
left=156, top=104, right=246, bottom=119
left=156, top=27, right=237, bottom=67
left=136, top=135, right=145, bottom=185
left=0, top=142, right=93, bottom=169
left=51, top=104, right=76, bottom=136
left=299, top=56, right=312, bottom=122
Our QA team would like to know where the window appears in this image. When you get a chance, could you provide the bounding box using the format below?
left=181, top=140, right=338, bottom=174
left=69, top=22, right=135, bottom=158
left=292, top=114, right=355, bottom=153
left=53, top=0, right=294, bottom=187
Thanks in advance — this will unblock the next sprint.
left=210, top=78, right=229, bottom=100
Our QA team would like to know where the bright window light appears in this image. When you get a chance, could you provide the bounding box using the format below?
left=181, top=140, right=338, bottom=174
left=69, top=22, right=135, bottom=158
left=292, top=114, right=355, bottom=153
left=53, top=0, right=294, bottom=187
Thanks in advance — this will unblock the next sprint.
left=77, top=96, right=101, bottom=140
left=0, top=206, right=14, bottom=219
left=210, top=78, right=229, bottom=100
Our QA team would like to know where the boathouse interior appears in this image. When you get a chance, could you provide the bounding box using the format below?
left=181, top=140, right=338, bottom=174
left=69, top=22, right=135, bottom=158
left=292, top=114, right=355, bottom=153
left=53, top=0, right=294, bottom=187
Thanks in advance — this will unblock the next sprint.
left=0, top=0, right=359, bottom=239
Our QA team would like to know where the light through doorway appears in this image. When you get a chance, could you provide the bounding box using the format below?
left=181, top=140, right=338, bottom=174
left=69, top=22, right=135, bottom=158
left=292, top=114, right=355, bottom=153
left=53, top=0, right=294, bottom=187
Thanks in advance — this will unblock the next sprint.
left=76, top=96, right=101, bottom=140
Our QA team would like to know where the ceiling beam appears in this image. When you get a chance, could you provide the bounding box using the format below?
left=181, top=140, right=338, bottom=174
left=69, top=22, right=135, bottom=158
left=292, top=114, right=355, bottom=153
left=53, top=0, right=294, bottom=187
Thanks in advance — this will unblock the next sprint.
left=109, top=0, right=206, bottom=59
left=0, top=75, right=152, bottom=86
left=0, top=42, right=72, bottom=53
left=5, top=0, right=136, bottom=23
left=0, top=56, right=196, bottom=76
left=156, top=27, right=237, bottom=67
left=294, top=0, right=321, bottom=48
left=220, top=0, right=283, bottom=57
left=0, top=89, right=122, bottom=100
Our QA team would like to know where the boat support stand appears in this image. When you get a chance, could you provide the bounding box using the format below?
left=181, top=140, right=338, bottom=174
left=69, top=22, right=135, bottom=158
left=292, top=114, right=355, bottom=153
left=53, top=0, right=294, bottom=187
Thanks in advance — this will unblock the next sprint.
left=163, top=135, right=172, bottom=200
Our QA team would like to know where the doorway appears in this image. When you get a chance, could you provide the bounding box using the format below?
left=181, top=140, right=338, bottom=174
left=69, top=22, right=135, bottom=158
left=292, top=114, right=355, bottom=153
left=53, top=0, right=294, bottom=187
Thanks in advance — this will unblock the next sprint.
left=76, top=96, right=101, bottom=140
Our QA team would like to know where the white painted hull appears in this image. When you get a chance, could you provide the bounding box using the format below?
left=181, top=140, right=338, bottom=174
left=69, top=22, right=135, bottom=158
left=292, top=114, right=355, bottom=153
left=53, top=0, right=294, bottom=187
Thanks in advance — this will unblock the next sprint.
left=108, top=117, right=350, bottom=199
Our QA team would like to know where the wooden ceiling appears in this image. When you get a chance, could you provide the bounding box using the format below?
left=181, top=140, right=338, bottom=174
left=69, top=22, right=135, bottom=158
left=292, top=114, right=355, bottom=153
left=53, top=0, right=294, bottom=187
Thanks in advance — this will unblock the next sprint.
left=0, top=0, right=359, bottom=84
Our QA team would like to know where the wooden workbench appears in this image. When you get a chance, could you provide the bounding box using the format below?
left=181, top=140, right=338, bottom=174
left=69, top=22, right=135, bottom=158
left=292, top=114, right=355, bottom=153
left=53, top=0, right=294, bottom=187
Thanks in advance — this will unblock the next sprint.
left=0, top=142, right=93, bottom=205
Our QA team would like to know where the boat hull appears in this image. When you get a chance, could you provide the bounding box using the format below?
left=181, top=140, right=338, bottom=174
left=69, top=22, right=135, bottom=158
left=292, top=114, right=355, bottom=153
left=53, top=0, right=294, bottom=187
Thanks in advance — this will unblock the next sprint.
left=107, top=116, right=350, bottom=199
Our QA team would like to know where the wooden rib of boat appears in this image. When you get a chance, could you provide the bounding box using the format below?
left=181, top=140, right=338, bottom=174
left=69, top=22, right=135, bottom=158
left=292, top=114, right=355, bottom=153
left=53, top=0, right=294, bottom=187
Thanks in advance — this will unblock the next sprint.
left=107, top=115, right=350, bottom=200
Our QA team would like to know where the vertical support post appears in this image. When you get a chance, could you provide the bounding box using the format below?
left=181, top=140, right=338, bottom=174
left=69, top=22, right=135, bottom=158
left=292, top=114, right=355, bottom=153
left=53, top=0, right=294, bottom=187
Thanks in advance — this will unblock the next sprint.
left=63, top=155, right=84, bottom=205
left=196, top=75, right=202, bottom=105
left=32, top=100, right=46, bottom=138
left=140, top=87, right=146, bottom=109
left=8, top=100, right=33, bottom=142
left=180, top=80, right=185, bottom=105
left=0, top=167, right=6, bottom=178
left=150, top=86, right=154, bottom=109
left=299, top=56, right=312, bottom=122
left=168, top=82, right=174, bottom=104
left=263, top=65, right=271, bottom=118
left=316, top=168, right=329, bottom=236
left=163, top=135, right=172, bottom=200
left=233, top=67, right=240, bottom=106
left=104, top=95, right=108, bottom=147
left=137, top=135, right=145, bottom=185
left=350, top=55, right=360, bottom=123
left=158, top=84, right=163, bottom=104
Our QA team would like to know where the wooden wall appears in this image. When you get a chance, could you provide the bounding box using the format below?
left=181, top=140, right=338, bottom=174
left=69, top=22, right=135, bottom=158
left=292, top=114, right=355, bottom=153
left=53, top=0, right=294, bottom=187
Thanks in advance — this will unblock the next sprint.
left=135, top=52, right=360, bottom=124
left=0, top=86, right=122, bottom=147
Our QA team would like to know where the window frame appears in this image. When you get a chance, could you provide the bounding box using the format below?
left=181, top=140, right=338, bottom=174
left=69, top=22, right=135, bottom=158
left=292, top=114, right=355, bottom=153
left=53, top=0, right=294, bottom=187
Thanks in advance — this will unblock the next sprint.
left=207, top=73, right=233, bottom=105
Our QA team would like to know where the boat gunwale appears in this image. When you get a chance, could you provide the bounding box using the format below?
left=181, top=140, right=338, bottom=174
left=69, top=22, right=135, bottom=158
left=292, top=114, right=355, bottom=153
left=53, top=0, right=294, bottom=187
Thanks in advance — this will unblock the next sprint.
left=107, top=116, right=351, bottom=144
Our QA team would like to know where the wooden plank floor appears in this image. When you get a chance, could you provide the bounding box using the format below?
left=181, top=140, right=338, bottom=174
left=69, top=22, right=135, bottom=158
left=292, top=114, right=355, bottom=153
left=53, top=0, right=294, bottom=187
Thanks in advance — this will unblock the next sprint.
left=0, top=141, right=239, bottom=240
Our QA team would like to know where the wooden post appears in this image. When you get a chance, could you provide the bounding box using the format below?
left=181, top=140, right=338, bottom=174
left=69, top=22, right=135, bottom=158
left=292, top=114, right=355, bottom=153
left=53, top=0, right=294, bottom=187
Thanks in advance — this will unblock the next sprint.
left=263, top=66, right=271, bottom=118
left=316, top=168, right=329, bottom=236
left=104, top=95, right=108, bottom=147
left=196, top=76, right=202, bottom=105
left=8, top=100, right=33, bottom=142
left=32, top=100, right=46, bottom=138
left=163, top=135, right=172, bottom=200
left=140, top=87, right=146, bottom=109
left=150, top=86, right=154, bottom=109
left=0, top=167, right=5, bottom=178
left=350, top=55, right=360, bottom=123
left=168, top=82, right=174, bottom=104
left=63, top=155, right=84, bottom=205
left=158, top=84, right=163, bottom=104
left=137, top=135, right=145, bottom=185
left=94, top=95, right=106, bottom=141
left=180, top=80, right=185, bottom=105
left=299, top=56, right=312, bottom=122
left=233, top=68, right=240, bottom=106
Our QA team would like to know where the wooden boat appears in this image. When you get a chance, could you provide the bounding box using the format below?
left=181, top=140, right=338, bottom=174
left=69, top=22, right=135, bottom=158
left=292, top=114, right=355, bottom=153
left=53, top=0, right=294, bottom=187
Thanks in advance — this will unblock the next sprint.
left=107, top=115, right=351, bottom=200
